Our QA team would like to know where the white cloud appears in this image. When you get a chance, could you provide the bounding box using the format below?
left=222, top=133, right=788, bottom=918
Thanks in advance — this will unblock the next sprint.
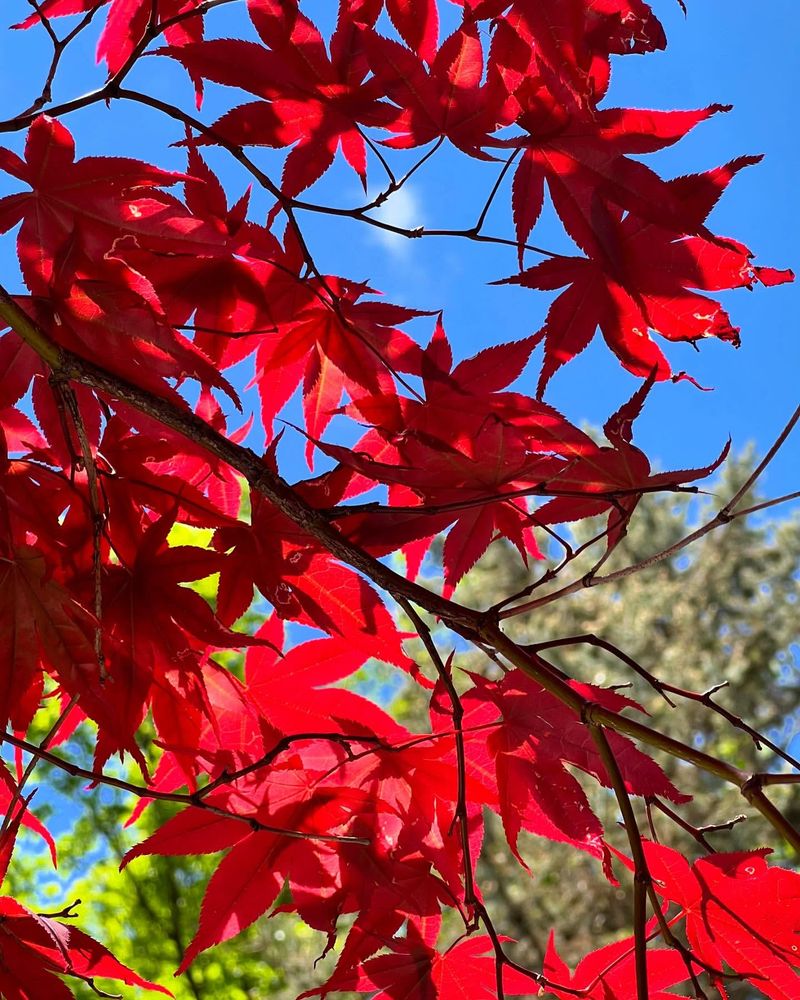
left=368, top=185, right=423, bottom=259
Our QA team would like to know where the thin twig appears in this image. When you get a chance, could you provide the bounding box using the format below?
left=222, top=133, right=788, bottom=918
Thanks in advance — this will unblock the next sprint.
left=586, top=719, right=649, bottom=1000
left=397, top=597, right=477, bottom=915
left=0, top=731, right=368, bottom=846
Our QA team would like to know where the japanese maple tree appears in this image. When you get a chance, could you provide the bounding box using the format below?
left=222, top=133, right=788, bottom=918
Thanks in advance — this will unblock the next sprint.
left=0, top=1, right=797, bottom=998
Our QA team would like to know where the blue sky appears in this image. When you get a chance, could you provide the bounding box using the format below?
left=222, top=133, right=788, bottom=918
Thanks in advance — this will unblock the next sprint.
left=0, top=0, right=798, bottom=501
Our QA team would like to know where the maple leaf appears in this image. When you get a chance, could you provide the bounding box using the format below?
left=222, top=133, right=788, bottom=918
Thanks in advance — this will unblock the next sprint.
left=38, top=245, right=239, bottom=404
left=123, top=142, right=281, bottom=362
left=125, top=706, right=477, bottom=975
left=0, top=116, right=222, bottom=292
left=455, top=0, right=666, bottom=108
left=287, top=790, right=454, bottom=961
left=338, top=741, right=488, bottom=914
left=498, top=157, right=794, bottom=391
left=459, top=670, right=688, bottom=872
left=320, top=331, right=719, bottom=590
left=505, top=88, right=731, bottom=261
left=542, top=924, right=693, bottom=999
left=170, top=824, right=446, bottom=976
left=252, top=276, right=425, bottom=460
left=386, top=0, right=439, bottom=63
left=363, top=20, right=510, bottom=157
left=213, top=477, right=416, bottom=670
left=0, top=118, right=244, bottom=400
left=0, top=765, right=57, bottom=866
left=532, top=377, right=731, bottom=549
left=245, top=616, right=413, bottom=738
left=0, top=895, right=170, bottom=997
left=62, top=509, right=264, bottom=767
left=126, top=656, right=268, bottom=811
left=323, top=415, right=555, bottom=596
left=125, top=743, right=410, bottom=971
left=0, top=543, right=96, bottom=732
left=642, top=841, right=800, bottom=999
left=303, top=930, right=538, bottom=999
left=95, top=409, right=242, bottom=533
left=314, top=322, right=594, bottom=589
left=161, top=1, right=395, bottom=195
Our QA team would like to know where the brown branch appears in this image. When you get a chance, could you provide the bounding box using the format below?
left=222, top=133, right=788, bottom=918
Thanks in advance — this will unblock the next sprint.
left=586, top=720, right=649, bottom=1000
left=732, top=489, right=800, bottom=519
left=323, top=483, right=698, bottom=522
left=481, top=636, right=800, bottom=855
left=592, top=741, right=718, bottom=997
left=722, top=404, right=800, bottom=515
left=196, top=732, right=384, bottom=798
left=527, top=634, right=676, bottom=707
left=488, top=521, right=613, bottom=613
left=649, top=798, right=747, bottom=852
left=397, top=597, right=477, bottom=916
left=472, top=149, right=520, bottom=235
left=528, top=633, right=800, bottom=771
left=51, top=377, right=106, bottom=674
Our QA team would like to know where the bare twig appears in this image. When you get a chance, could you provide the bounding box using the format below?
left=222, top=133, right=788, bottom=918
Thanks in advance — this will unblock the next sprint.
left=586, top=719, right=649, bottom=1000
left=0, top=731, right=368, bottom=846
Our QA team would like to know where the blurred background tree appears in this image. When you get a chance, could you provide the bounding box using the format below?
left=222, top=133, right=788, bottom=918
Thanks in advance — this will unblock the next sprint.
left=5, top=454, right=798, bottom=998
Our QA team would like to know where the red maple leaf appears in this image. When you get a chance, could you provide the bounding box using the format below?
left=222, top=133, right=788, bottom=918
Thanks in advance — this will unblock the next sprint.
left=303, top=930, right=538, bottom=999
left=532, top=377, right=731, bottom=549
left=313, top=321, right=580, bottom=588
left=642, top=841, right=800, bottom=999
left=252, top=276, right=425, bottom=460
left=459, top=670, right=688, bottom=872
left=245, top=616, right=414, bottom=738
left=0, top=765, right=56, bottom=866
left=122, top=141, right=280, bottom=358
left=543, top=923, right=693, bottom=999
left=162, top=0, right=395, bottom=195
left=364, top=19, right=510, bottom=157
left=124, top=742, right=435, bottom=972
left=321, top=332, right=722, bottom=590
left=454, top=0, right=666, bottom=108
left=64, top=509, right=262, bottom=767
left=505, top=87, right=730, bottom=261
left=385, top=0, right=439, bottom=63
left=0, top=896, right=169, bottom=998
left=213, top=483, right=413, bottom=669
left=0, top=116, right=221, bottom=293
left=499, top=157, right=794, bottom=391
left=0, top=118, right=242, bottom=398
left=0, top=543, right=95, bottom=732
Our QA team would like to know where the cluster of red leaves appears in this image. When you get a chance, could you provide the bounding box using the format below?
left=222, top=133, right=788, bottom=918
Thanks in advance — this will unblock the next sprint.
left=120, top=630, right=688, bottom=971
left=0, top=0, right=796, bottom=997
left=155, top=0, right=792, bottom=389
